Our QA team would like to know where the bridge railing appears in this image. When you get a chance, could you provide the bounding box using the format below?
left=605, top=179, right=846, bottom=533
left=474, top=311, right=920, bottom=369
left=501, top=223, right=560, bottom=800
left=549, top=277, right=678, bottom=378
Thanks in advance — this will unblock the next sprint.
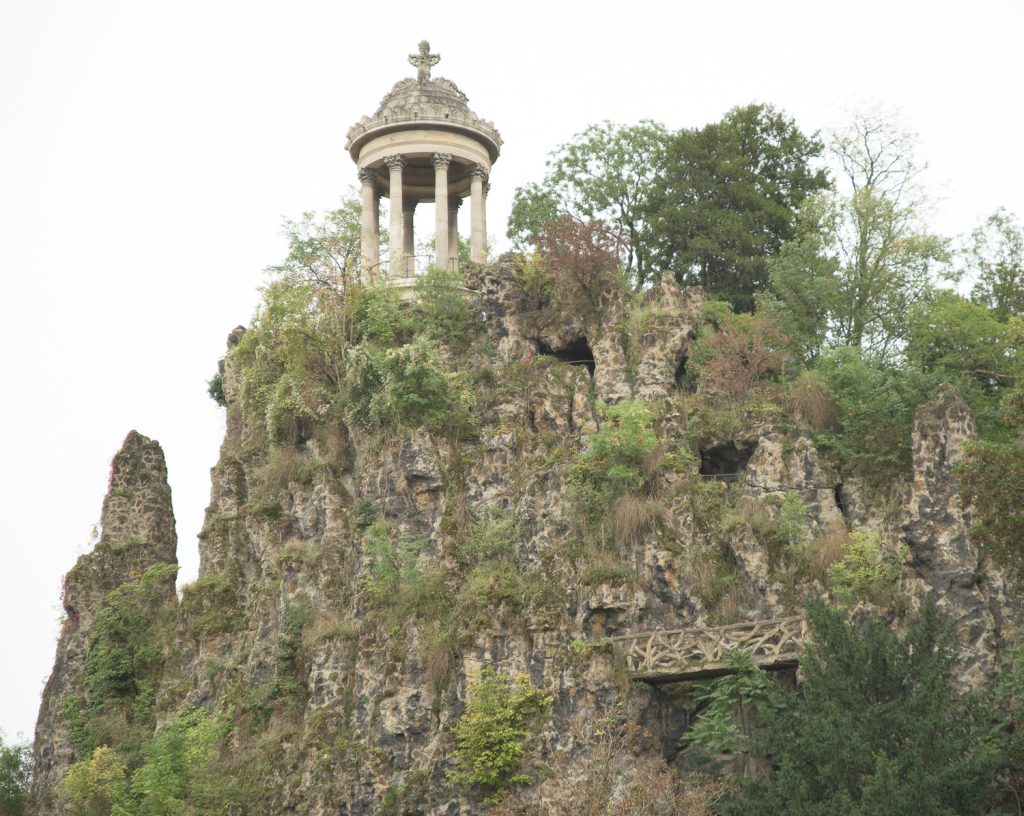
left=607, top=615, right=808, bottom=681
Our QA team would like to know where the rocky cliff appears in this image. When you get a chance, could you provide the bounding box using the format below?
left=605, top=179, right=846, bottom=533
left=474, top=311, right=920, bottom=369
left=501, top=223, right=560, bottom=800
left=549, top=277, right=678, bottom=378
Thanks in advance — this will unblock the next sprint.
left=31, top=432, right=178, bottom=809
left=29, top=265, right=1020, bottom=814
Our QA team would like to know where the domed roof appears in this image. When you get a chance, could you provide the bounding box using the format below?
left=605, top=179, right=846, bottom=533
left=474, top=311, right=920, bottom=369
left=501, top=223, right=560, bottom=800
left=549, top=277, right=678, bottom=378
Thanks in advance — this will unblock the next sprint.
left=373, top=75, right=471, bottom=119
left=346, top=41, right=502, bottom=163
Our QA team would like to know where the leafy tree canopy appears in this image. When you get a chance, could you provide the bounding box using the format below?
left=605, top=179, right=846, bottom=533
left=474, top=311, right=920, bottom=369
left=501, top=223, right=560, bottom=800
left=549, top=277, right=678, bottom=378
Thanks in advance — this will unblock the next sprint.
left=0, top=734, right=31, bottom=816
left=721, top=599, right=1003, bottom=816
left=764, top=111, right=949, bottom=359
left=648, top=103, right=828, bottom=311
left=965, top=207, right=1024, bottom=320
left=508, top=120, right=668, bottom=287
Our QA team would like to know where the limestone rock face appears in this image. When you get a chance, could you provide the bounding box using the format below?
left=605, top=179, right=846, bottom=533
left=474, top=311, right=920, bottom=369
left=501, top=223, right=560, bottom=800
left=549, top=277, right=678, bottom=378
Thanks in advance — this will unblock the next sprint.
left=631, top=278, right=704, bottom=401
left=470, top=261, right=705, bottom=405
left=902, top=385, right=1014, bottom=688
left=29, top=273, right=1023, bottom=814
left=742, top=433, right=846, bottom=537
left=30, top=432, right=178, bottom=814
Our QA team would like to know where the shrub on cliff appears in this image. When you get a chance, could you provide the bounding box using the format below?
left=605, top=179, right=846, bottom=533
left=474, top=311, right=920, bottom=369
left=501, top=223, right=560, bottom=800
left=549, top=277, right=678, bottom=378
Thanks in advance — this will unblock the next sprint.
left=448, top=670, right=552, bottom=800
left=345, top=336, right=477, bottom=438
left=0, top=734, right=31, bottom=816
left=688, top=303, right=793, bottom=402
left=719, top=599, right=1002, bottom=815
left=957, top=390, right=1024, bottom=575
left=569, top=398, right=659, bottom=540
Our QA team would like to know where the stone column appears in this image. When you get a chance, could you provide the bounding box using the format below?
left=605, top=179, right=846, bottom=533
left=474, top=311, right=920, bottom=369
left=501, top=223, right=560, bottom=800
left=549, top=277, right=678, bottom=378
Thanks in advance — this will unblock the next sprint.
left=372, top=188, right=380, bottom=261
left=358, top=168, right=379, bottom=279
left=448, top=197, right=462, bottom=270
left=433, top=153, right=451, bottom=270
left=469, top=164, right=488, bottom=263
left=384, top=155, right=406, bottom=276
left=402, top=199, right=417, bottom=262
left=483, top=181, right=490, bottom=259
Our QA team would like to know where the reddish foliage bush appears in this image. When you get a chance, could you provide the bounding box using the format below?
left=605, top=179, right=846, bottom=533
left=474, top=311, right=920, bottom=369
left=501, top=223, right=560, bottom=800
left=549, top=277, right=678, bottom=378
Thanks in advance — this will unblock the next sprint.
left=535, top=215, right=626, bottom=320
left=691, top=310, right=792, bottom=402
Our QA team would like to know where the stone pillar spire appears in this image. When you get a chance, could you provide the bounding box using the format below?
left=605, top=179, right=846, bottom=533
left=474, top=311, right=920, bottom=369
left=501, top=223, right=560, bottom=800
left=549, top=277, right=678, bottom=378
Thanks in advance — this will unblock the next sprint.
left=384, top=155, right=407, bottom=275
left=469, top=164, right=487, bottom=262
left=448, top=197, right=462, bottom=269
left=402, top=198, right=417, bottom=261
left=433, top=153, right=451, bottom=269
left=358, top=168, right=379, bottom=278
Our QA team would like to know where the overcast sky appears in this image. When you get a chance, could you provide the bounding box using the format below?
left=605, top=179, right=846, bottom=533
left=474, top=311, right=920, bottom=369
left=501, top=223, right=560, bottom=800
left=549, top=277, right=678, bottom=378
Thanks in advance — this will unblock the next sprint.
left=2, top=0, right=1021, bottom=743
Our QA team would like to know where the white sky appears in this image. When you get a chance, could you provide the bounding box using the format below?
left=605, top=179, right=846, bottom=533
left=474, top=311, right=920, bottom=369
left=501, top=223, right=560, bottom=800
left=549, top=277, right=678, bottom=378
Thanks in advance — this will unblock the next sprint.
left=1, top=0, right=1022, bottom=743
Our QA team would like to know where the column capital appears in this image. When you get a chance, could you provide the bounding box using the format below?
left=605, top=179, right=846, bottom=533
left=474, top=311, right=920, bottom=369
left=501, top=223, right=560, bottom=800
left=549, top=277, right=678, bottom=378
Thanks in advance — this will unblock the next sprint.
left=383, top=154, right=407, bottom=170
left=484, top=181, right=491, bottom=199
left=357, top=167, right=378, bottom=187
left=432, top=152, right=452, bottom=169
left=402, top=198, right=418, bottom=212
left=467, top=163, right=488, bottom=180
left=449, top=196, right=463, bottom=210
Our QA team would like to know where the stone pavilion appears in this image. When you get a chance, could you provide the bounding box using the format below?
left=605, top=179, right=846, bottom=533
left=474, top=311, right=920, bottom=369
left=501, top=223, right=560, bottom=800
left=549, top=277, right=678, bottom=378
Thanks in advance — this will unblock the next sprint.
left=346, top=41, right=502, bottom=281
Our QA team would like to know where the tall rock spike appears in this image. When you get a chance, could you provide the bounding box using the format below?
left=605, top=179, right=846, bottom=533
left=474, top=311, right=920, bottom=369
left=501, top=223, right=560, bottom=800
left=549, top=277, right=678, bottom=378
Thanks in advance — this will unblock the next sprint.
left=29, top=431, right=178, bottom=813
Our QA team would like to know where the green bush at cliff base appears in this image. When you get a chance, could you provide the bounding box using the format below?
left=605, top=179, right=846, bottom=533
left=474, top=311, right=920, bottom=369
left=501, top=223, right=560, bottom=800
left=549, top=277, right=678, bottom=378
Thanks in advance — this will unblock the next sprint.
left=57, top=709, right=251, bottom=816
left=718, top=599, right=1003, bottom=816
left=0, top=734, right=31, bottom=816
left=448, top=669, right=552, bottom=799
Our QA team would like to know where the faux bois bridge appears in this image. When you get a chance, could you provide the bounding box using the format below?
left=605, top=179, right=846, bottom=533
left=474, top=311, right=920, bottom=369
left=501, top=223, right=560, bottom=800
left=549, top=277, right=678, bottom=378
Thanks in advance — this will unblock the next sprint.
left=608, top=615, right=809, bottom=683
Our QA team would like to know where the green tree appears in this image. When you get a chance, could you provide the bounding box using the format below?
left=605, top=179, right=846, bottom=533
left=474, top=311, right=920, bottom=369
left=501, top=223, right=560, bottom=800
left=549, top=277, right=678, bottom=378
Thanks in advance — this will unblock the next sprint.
left=57, top=746, right=131, bottom=816
left=957, top=392, right=1024, bottom=574
left=506, top=183, right=560, bottom=251
left=906, top=291, right=1023, bottom=436
left=448, top=669, right=552, bottom=798
left=507, top=121, right=669, bottom=286
left=767, top=111, right=949, bottom=358
left=966, top=208, right=1024, bottom=320
left=722, top=599, right=1002, bottom=815
left=268, top=196, right=385, bottom=290
left=907, top=292, right=1023, bottom=392
left=0, top=734, right=31, bottom=816
left=812, top=346, right=933, bottom=481
left=686, top=651, right=780, bottom=776
left=649, top=103, right=828, bottom=311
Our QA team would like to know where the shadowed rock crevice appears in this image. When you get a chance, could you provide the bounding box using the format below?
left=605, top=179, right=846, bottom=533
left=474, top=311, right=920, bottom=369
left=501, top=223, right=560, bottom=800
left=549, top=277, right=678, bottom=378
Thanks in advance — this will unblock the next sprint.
left=534, top=336, right=596, bottom=377
left=698, top=441, right=757, bottom=480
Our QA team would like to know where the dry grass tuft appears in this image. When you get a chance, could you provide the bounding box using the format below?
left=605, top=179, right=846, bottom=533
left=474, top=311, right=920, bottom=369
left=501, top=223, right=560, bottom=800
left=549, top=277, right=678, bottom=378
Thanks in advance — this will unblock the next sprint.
left=422, top=626, right=460, bottom=694
left=301, top=615, right=357, bottom=651
left=609, top=494, right=665, bottom=549
left=580, top=550, right=633, bottom=587
left=787, top=373, right=839, bottom=432
left=791, top=525, right=848, bottom=584
left=258, top=447, right=308, bottom=494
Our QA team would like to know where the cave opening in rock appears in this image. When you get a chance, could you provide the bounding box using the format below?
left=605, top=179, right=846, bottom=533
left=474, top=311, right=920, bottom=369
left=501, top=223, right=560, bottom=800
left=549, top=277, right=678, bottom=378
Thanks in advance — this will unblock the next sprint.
left=674, top=354, right=689, bottom=390
left=833, top=483, right=848, bottom=516
left=698, top=441, right=756, bottom=481
left=535, top=336, right=596, bottom=377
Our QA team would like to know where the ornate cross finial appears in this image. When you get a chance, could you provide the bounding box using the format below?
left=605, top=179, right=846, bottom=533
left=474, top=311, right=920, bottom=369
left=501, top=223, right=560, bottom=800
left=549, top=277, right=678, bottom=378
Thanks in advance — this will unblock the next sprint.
left=409, top=40, right=440, bottom=83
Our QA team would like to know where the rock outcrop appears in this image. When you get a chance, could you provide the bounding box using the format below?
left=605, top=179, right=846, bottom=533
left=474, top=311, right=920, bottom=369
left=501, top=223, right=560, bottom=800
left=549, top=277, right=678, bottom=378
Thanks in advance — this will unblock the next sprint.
left=30, top=432, right=178, bottom=813
left=29, top=270, right=1021, bottom=814
left=902, top=385, right=1015, bottom=688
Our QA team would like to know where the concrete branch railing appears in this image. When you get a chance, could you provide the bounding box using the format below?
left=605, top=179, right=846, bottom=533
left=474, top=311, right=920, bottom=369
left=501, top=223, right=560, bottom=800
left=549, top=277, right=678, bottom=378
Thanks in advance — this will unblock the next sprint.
left=607, top=615, right=809, bottom=683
